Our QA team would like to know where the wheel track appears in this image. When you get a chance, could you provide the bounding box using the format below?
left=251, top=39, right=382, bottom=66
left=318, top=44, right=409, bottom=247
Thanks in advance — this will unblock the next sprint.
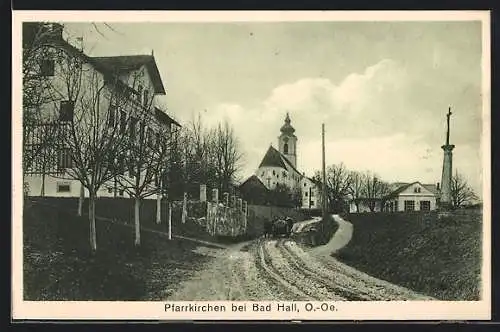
left=255, top=240, right=312, bottom=301
left=281, top=240, right=393, bottom=300
left=262, top=240, right=342, bottom=301
left=308, top=246, right=435, bottom=301
left=233, top=244, right=276, bottom=300
left=276, top=239, right=371, bottom=301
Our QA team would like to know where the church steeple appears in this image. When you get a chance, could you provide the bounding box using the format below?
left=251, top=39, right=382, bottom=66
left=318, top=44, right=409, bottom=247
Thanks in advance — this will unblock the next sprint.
left=280, top=112, right=295, bottom=135
left=278, top=112, right=297, bottom=168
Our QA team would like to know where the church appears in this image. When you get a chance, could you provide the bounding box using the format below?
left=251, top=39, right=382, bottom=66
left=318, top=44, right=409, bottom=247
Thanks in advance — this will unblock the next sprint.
left=238, top=113, right=322, bottom=210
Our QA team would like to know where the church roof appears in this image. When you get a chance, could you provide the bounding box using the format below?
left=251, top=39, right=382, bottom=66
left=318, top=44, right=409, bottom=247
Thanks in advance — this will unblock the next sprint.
left=258, top=145, right=287, bottom=169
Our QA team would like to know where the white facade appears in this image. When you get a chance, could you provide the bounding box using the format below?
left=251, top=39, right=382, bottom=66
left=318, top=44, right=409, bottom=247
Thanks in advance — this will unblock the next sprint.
left=385, top=182, right=437, bottom=212
left=23, top=25, right=172, bottom=201
left=301, top=177, right=322, bottom=209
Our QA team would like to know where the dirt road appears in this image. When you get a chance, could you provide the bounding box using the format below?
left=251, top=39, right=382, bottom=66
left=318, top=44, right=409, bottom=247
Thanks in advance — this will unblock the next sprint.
left=166, top=233, right=434, bottom=301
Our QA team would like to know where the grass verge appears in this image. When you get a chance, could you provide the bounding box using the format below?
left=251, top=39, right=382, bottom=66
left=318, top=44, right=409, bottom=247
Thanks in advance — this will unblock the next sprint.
left=23, top=201, right=217, bottom=301
left=335, top=210, right=482, bottom=300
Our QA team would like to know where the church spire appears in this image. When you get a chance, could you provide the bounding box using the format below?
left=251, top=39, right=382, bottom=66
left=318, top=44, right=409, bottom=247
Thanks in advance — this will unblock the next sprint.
left=280, top=112, right=295, bottom=135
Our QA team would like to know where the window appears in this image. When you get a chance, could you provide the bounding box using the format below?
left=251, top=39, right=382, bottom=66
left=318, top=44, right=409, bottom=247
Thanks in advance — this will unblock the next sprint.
left=304, top=183, right=306, bottom=187
left=420, top=201, right=431, bottom=211
left=120, top=110, right=127, bottom=133
left=282, top=171, right=286, bottom=178
left=108, top=105, right=116, bottom=127
left=283, top=143, right=289, bottom=154
left=310, top=191, right=314, bottom=197
left=272, top=170, right=276, bottom=176
left=57, top=148, right=73, bottom=169
left=414, top=187, right=421, bottom=193
left=130, top=117, right=138, bottom=140
left=119, top=189, right=124, bottom=197
left=261, top=172, right=264, bottom=177
left=310, top=201, right=315, bottom=206
left=137, top=84, right=143, bottom=102
left=40, top=59, right=55, bottom=76
left=305, top=192, right=308, bottom=197
left=143, top=89, right=149, bottom=107
left=57, top=183, right=71, bottom=193
left=395, top=201, right=399, bottom=211
left=404, top=200, right=415, bottom=211
left=59, top=101, right=74, bottom=121
left=138, top=121, right=145, bottom=141
left=107, top=187, right=113, bottom=194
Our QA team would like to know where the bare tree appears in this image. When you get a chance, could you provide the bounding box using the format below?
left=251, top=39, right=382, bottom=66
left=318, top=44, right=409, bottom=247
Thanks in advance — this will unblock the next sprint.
left=348, top=170, right=365, bottom=213
left=316, top=163, right=352, bottom=213
left=451, top=170, right=479, bottom=208
left=49, top=48, right=136, bottom=253
left=117, top=104, right=177, bottom=246
left=362, top=171, right=390, bottom=212
left=212, top=120, right=244, bottom=194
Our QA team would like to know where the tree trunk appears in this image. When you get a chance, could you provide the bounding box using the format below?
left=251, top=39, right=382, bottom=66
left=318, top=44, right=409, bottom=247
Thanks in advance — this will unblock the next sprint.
left=88, top=191, right=97, bottom=253
left=355, top=202, right=360, bottom=213
left=156, top=193, right=162, bottom=224
left=134, top=197, right=141, bottom=246
left=40, top=171, right=46, bottom=197
left=181, top=192, right=187, bottom=224
left=78, top=184, right=84, bottom=216
left=168, top=202, right=172, bottom=240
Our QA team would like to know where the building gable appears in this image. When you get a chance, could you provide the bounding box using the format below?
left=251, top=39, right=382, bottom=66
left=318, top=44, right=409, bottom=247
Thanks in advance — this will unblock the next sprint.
left=396, top=182, right=436, bottom=197
left=258, top=145, right=287, bottom=169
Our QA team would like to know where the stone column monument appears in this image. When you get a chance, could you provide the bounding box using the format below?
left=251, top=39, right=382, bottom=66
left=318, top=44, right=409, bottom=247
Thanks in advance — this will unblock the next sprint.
left=439, top=107, right=455, bottom=211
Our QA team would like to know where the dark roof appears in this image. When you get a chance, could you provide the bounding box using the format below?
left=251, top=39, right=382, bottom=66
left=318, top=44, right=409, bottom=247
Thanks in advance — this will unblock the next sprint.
left=258, top=145, right=287, bottom=169
left=91, top=55, right=166, bottom=94
left=385, top=181, right=438, bottom=199
left=38, top=37, right=160, bottom=99
left=154, top=107, right=181, bottom=127
left=239, top=175, right=268, bottom=189
left=280, top=112, right=295, bottom=135
left=281, top=153, right=302, bottom=177
left=423, top=184, right=439, bottom=195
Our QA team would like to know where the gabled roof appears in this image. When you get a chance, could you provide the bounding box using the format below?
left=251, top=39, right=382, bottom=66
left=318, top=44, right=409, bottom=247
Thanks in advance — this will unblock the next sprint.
left=423, top=184, right=439, bottom=195
left=154, top=107, right=181, bottom=127
left=258, top=145, right=287, bottom=169
left=91, top=55, right=166, bottom=95
left=239, top=175, right=268, bottom=190
left=385, top=181, right=438, bottom=199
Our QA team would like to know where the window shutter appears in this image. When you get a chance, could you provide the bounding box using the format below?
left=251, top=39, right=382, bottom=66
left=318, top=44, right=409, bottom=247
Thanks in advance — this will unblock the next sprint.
left=59, top=101, right=74, bottom=121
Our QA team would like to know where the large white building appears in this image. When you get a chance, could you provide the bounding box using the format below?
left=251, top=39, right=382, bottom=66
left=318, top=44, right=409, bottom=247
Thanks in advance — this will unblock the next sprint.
left=23, top=22, right=180, bottom=199
left=248, top=113, right=322, bottom=209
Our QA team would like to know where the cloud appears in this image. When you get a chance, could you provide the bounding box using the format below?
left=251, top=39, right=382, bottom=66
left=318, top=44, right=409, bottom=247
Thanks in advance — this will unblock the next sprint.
left=201, top=59, right=482, bottom=196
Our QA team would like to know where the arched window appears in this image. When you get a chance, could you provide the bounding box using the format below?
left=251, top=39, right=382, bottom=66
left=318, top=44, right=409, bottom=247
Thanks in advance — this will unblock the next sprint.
left=283, top=143, right=289, bottom=154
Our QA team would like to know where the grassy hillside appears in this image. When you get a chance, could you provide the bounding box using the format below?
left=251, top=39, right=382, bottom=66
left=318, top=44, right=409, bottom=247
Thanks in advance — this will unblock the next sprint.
left=335, top=210, right=483, bottom=300
left=23, top=201, right=217, bottom=301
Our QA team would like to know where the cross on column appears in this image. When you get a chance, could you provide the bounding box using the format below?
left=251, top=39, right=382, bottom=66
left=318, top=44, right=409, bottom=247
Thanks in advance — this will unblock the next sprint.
left=446, top=107, right=452, bottom=146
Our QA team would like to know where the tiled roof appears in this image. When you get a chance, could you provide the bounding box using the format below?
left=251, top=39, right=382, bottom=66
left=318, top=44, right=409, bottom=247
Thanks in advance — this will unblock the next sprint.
left=385, top=181, right=439, bottom=199
left=423, top=184, right=439, bottom=195
left=154, top=107, right=181, bottom=127
left=258, top=145, right=287, bottom=169
left=239, top=175, right=268, bottom=189
left=91, top=55, right=166, bottom=94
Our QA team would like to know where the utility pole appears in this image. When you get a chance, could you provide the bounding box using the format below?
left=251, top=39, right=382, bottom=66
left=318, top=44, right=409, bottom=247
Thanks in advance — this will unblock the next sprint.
left=322, top=123, right=327, bottom=221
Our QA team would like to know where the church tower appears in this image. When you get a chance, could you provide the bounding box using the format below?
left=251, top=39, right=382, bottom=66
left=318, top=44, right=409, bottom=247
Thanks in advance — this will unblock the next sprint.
left=278, top=112, right=297, bottom=168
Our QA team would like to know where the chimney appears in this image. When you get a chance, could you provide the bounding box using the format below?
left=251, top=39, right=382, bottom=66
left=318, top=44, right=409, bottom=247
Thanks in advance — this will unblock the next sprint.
left=436, top=182, right=440, bottom=191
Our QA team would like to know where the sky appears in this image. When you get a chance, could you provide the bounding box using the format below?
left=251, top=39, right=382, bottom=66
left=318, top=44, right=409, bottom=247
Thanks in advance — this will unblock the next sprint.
left=62, top=20, right=485, bottom=196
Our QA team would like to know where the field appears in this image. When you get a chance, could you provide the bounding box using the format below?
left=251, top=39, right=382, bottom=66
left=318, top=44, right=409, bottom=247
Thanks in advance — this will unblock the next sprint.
left=23, top=200, right=218, bottom=300
left=335, top=210, right=483, bottom=300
